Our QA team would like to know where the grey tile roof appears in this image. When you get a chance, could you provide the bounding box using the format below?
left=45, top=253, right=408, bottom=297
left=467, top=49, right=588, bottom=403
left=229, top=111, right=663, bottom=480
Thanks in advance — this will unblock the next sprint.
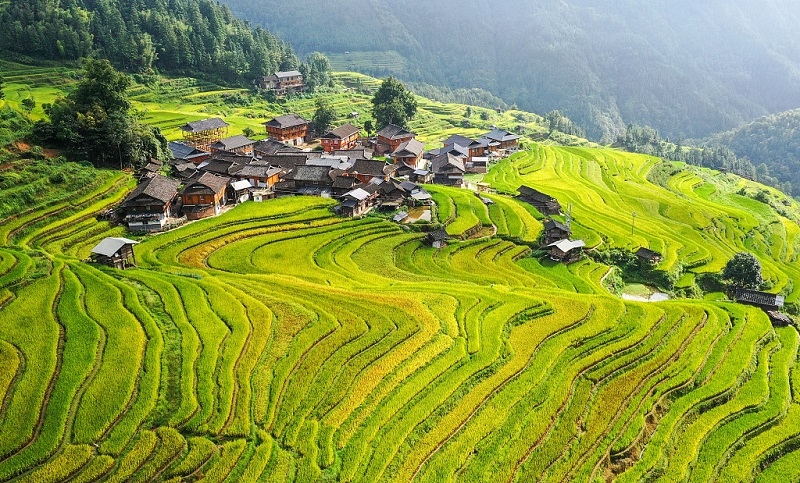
left=183, top=172, right=230, bottom=195
left=735, top=289, right=785, bottom=307
left=122, top=174, right=181, bottom=207
left=431, top=153, right=466, bottom=174
left=321, top=123, right=361, bottom=139
left=391, top=139, right=425, bottom=158
left=180, top=117, right=230, bottom=133
left=209, top=135, right=254, bottom=151
left=264, top=114, right=310, bottom=129
left=376, top=124, right=416, bottom=140
left=483, top=128, right=521, bottom=143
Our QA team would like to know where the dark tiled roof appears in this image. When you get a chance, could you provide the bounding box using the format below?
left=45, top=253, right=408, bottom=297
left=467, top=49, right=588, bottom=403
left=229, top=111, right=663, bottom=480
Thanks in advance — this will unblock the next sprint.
left=376, top=124, right=416, bottom=140
left=483, top=128, right=521, bottom=143
left=427, top=229, right=450, bottom=242
left=276, top=70, right=302, bottom=78
left=321, top=123, right=360, bottom=139
left=431, top=153, right=466, bottom=174
left=209, top=135, right=254, bottom=151
left=767, top=311, right=793, bottom=326
left=290, top=165, right=333, bottom=183
left=183, top=172, right=230, bottom=195
left=351, top=159, right=390, bottom=176
left=636, top=247, right=662, bottom=259
left=264, top=114, right=310, bottom=129
left=517, top=186, right=554, bottom=203
left=169, top=141, right=209, bottom=160
left=735, top=289, right=785, bottom=307
left=254, top=139, right=302, bottom=155
left=236, top=165, right=280, bottom=178
left=181, top=117, right=230, bottom=133
left=544, top=219, right=571, bottom=233
left=333, top=175, right=359, bottom=189
left=201, top=159, right=244, bottom=176
left=391, top=139, right=425, bottom=158
left=443, top=134, right=476, bottom=147
left=122, top=174, right=180, bottom=207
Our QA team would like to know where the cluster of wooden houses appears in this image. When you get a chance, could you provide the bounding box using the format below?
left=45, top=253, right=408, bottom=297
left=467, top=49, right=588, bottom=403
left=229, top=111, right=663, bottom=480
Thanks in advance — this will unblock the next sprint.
left=117, top=111, right=523, bottom=232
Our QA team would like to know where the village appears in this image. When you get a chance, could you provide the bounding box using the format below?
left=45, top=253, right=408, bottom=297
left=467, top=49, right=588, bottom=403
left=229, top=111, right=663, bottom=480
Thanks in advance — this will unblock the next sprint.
left=94, top=70, right=792, bottom=326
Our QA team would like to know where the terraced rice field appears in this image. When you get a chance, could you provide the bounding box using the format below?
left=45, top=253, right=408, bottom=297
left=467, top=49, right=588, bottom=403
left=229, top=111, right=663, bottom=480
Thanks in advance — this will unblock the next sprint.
left=1, top=140, right=800, bottom=481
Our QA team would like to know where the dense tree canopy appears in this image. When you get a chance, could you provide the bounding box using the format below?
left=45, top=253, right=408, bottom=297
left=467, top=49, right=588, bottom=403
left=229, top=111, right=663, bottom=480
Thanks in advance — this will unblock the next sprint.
left=371, top=77, right=417, bottom=129
left=0, top=0, right=308, bottom=86
left=311, top=98, right=336, bottom=136
left=722, top=252, right=764, bottom=290
left=33, top=59, right=167, bottom=169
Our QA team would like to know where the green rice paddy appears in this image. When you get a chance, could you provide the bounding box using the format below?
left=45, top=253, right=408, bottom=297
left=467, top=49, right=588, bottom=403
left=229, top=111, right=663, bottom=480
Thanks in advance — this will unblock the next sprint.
left=1, top=60, right=800, bottom=482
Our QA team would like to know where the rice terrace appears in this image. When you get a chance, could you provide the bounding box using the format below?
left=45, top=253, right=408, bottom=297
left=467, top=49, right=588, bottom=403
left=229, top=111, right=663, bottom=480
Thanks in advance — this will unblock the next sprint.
left=2, top=61, right=800, bottom=482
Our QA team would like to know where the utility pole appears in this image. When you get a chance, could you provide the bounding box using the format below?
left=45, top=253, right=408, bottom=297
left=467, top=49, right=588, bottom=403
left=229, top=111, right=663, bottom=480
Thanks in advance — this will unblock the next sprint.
left=631, top=211, right=637, bottom=235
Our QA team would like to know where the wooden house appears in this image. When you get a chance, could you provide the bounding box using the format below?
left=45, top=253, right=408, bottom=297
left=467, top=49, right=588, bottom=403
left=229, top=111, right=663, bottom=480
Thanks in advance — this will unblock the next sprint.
left=90, top=237, right=139, bottom=269
left=347, top=159, right=393, bottom=184
left=180, top=172, right=230, bottom=220
left=636, top=247, right=663, bottom=264
left=229, top=180, right=253, bottom=204
left=234, top=164, right=282, bottom=191
left=253, top=139, right=303, bottom=157
left=375, top=124, right=417, bottom=155
left=431, top=153, right=466, bottom=187
left=766, top=311, right=793, bottom=327
left=180, top=118, right=230, bottom=150
left=257, top=71, right=306, bottom=96
left=734, top=289, right=785, bottom=312
left=320, top=124, right=361, bottom=152
left=120, top=174, right=181, bottom=232
left=543, top=219, right=572, bottom=245
left=287, top=165, right=334, bottom=196
left=208, top=135, right=255, bottom=155
left=390, top=139, right=426, bottom=168
left=465, top=157, right=489, bottom=174
left=340, top=187, right=378, bottom=217
left=138, top=159, right=163, bottom=180
left=547, top=239, right=586, bottom=263
left=425, top=229, right=450, bottom=248
left=516, top=186, right=561, bottom=215
left=264, top=114, right=310, bottom=146
left=168, top=141, right=211, bottom=164
left=442, top=134, right=489, bottom=160
left=483, top=128, right=521, bottom=150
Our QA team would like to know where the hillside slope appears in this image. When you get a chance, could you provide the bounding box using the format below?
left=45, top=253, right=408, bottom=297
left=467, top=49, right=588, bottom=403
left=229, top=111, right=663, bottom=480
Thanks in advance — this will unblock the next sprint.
left=221, top=0, right=800, bottom=141
left=2, top=137, right=800, bottom=480
left=710, top=108, right=800, bottom=196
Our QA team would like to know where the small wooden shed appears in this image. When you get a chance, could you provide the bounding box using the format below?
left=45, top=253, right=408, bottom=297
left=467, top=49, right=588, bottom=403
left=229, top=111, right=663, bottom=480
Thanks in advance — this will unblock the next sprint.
left=90, top=237, right=139, bottom=269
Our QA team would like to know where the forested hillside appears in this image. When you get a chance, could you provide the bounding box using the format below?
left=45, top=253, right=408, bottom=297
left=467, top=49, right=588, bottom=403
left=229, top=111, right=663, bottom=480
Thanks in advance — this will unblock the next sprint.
left=0, top=0, right=300, bottom=85
left=221, top=0, right=800, bottom=141
left=710, top=109, right=800, bottom=196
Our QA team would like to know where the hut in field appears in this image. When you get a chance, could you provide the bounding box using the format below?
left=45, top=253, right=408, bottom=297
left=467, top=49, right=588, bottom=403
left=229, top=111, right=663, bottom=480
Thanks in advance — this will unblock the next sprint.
left=516, top=186, right=561, bottom=215
left=547, top=239, right=585, bottom=263
left=425, top=229, right=450, bottom=249
left=636, top=247, right=662, bottom=264
left=90, top=237, right=139, bottom=269
left=734, top=288, right=785, bottom=312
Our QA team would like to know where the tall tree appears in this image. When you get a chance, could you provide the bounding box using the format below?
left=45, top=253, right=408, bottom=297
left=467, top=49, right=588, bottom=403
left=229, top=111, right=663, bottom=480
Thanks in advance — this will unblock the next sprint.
left=34, top=59, right=167, bottom=169
left=722, top=252, right=764, bottom=290
left=312, top=98, right=336, bottom=136
left=371, top=76, right=417, bottom=129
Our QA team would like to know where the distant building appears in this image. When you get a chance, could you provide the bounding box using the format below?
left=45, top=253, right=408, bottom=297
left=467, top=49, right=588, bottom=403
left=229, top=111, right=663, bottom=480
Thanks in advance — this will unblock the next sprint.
left=253, top=139, right=303, bottom=157
left=425, top=229, right=450, bottom=249
left=180, top=118, right=230, bottom=150
left=482, top=128, right=521, bottom=150
left=516, top=186, right=561, bottom=215
left=264, top=114, right=311, bottom=146
left=168, top=141, right=211, bottom=164
left=734, top=289, right=785, bottom=312
left=180, top=172, right=230, bottom=220
left=257, top=71, right=306, bottom=96
left=442, top=134, right=489, bottom=160
left=547, top=239, right=586, bottom=263
left=120, top=174, right=181, bottom=232
left=636, top=247, right=663, bottom=264
left=320, top=124, right=361, bottom=152
left=347, top=159, right=393, bottom=184
left=340, top=187, right=378, bottom=217
left=208, top=135, right=255, bottom=155
left=90, top=237, right=139, bottom=270
left=375, top=124, right=416, bottom=155
left=543, top=219, right=572, bottom=245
